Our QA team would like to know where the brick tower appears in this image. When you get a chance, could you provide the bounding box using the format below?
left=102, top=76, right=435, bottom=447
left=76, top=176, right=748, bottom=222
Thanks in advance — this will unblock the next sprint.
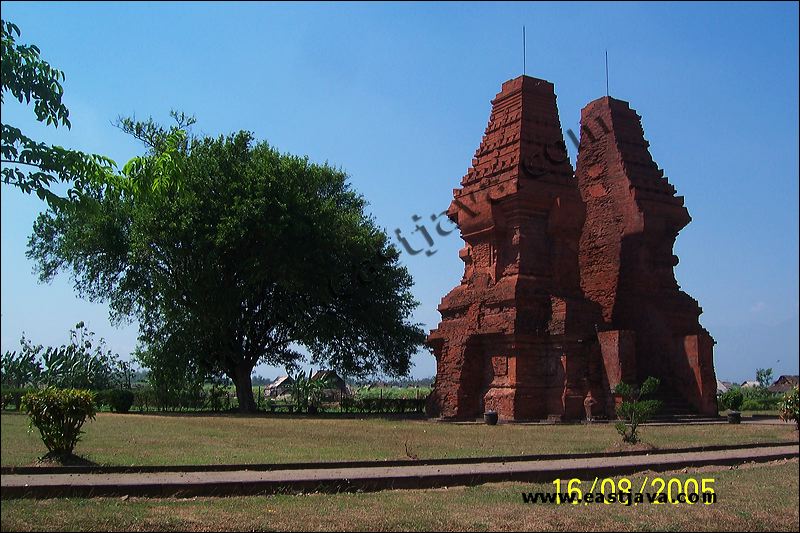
left=575, top=96, right=718, bottom=416
left=426, top=76, right=602, bottom=421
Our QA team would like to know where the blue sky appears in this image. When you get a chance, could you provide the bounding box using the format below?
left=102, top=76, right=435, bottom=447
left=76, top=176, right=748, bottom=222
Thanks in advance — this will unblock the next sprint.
left=1, top=1, right=797, bottom=383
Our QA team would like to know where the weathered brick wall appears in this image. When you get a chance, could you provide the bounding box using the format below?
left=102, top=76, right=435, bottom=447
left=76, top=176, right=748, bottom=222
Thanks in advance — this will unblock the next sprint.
left=427, top=76, right=602, bottom=421
left=427, top=81, right=718, bottom=421
left=575, top=97, right=718, bottom=416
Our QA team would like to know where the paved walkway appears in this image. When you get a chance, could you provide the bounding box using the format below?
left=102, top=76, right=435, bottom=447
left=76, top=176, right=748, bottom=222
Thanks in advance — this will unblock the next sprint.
left=2, top=444, right=797, bottom=499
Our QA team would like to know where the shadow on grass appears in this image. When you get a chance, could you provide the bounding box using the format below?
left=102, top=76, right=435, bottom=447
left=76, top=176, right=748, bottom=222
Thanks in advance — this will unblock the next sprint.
left=34, top=452, right=99, bottom=468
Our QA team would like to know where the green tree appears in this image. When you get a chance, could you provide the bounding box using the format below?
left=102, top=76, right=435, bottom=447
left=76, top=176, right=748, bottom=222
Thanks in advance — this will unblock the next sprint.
left=756, top=368, right=773, bottom=389
left=133, top=327, right=208, bottom=411
left=28, top=120, right=425, bottom=412
left=1, top=20, right=115, bottom=207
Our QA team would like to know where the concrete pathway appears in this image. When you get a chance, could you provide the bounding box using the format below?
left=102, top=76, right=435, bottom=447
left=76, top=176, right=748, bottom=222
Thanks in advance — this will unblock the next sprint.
left=2, top=444, right=797, bottom=499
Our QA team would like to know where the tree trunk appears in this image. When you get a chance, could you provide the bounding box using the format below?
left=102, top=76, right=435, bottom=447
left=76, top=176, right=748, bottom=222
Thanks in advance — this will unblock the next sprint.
left=232, top=364, right=258, bottom=413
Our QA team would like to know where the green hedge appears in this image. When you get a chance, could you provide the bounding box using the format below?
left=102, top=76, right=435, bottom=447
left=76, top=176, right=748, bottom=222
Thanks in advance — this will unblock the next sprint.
left=129, top=384, right=236, bottom=412
left=341, top=397, right=426, bottom=413
left=94, top=389, right=135, bottom=413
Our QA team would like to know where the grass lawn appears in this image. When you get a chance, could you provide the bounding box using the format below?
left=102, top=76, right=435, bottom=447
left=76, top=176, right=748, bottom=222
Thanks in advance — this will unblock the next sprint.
left=2, top=411, right=797, bottom=467
left=1, top=460, right=797, bottom=531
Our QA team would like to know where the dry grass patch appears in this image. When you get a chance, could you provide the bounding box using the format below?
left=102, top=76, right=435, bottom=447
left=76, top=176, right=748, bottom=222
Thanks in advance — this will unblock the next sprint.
left=2, top=411, right=797, bottom=467
left=1, top=460, right=797, bottom=531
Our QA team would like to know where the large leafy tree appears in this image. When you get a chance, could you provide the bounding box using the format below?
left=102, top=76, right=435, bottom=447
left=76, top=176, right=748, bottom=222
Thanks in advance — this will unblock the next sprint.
left=1, top=19, right=115, bottom=206
left=28, top=119, right=425, bottom=411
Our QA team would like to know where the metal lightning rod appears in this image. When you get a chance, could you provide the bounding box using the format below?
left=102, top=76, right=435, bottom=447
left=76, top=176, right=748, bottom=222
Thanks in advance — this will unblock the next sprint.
left=523, top=26, right=526, bottom=75
left=605, top=49, right=609, bottom=97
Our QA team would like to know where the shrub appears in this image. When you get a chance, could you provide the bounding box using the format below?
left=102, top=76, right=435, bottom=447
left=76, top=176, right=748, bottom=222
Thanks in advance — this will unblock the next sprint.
left=741, top=398, right=779, bottom=411
left=106, top=389, right=134, bottom=413
left=720, top=388, right=743, bottom=411
left=778, top=386, right=798, bottom=428
left=1, top=387, right=36, bottom=410
left=289, top=370, right=332, bottom=414
left=614, top=377, right=662, bottom=444
left=206, top=383, right=229, bottom=412
left=21, top=388, right=96, bottom=456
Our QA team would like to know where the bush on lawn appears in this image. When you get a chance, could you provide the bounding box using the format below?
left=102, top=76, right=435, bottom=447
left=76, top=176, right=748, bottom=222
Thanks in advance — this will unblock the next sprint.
left=105, top=389, right=134, bottom=413
left=720, top=388, right=743, bottom=411
left=21, top=388, right=96, bottom=456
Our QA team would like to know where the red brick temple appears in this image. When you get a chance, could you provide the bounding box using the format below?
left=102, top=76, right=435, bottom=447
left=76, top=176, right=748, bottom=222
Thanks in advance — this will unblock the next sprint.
left=426, top=76, right=718, bottom=421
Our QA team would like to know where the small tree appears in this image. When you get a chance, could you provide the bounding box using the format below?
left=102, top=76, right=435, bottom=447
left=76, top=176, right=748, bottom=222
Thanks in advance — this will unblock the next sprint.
left=21, top=388, right=96, bottom=457
left=779, top=385, right=799, bottom=430
left=756, top=368, right=774, bottom=390
left=614, top=377, right=662, bottom=444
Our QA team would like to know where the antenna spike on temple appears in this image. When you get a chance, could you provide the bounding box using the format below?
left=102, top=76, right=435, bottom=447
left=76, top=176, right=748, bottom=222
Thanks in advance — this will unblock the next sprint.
left=523, top=26, right=526, bottom=75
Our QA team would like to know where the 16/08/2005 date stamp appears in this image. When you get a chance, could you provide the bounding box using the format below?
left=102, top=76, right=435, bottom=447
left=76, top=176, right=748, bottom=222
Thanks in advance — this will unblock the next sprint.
left=521, top=477, right=717, bottom=505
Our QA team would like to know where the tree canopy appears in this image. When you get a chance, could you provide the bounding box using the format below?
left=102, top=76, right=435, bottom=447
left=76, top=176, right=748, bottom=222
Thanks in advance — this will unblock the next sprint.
left=28, top=120, right=426, bottom=411
left=1, top=19, right=115, bottom=207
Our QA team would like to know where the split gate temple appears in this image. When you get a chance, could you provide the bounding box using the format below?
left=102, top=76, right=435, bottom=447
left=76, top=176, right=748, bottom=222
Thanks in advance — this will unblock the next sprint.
left=426, top=75, right=718, bottom=421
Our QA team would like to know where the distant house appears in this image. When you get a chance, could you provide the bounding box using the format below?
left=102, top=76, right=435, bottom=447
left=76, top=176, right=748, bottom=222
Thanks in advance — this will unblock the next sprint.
left=768, top=375, right=799, bottom=394
left=740, top=380, right=760, bottom=389
left=716, top=380, right=730, bottom=395
left=311, top=370, right=348, bottom=400
left=267, top=375, right=294, bottom=397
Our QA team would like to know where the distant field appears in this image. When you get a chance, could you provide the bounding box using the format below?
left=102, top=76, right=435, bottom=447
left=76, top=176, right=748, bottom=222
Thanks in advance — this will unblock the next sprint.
left=2, top=411, right=797, bottom=467
left=1, top=460, right=798, bottom=531
left=353, top=386, right=432, bottom=399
